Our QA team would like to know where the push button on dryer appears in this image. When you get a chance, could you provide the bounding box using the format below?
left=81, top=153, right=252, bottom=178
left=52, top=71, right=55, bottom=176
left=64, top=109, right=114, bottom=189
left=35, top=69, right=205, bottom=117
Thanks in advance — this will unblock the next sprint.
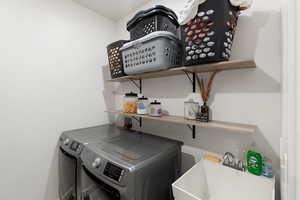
left=92, top=158, right=101, bottom=169
left=63, top=138, right=70, bottom=145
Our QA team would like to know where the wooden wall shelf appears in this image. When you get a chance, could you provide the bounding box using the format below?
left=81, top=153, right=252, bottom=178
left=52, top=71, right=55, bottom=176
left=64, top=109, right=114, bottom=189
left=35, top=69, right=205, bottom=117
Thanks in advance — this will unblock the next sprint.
left=108, top=59, right=256, bottom=82
left=107, top=59, right=257, bottom=138
left=106, top=111, right=256, bottom=134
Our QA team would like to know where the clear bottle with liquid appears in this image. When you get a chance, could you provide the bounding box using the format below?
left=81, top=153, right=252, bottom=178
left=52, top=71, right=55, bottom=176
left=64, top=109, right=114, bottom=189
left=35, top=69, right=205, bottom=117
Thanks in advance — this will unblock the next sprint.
left=262, top=157, right=273, bottom=178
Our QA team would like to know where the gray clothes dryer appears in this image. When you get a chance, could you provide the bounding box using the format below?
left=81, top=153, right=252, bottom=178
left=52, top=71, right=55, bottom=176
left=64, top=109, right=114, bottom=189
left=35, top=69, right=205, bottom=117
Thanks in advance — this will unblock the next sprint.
left=59, top=124, right=132, bottom=200
left=80, top=132, right=182, bottom=200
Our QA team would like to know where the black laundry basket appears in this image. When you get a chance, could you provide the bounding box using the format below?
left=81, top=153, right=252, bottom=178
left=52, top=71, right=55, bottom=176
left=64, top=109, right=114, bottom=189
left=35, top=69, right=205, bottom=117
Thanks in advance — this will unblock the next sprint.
left=181, top=0, right=239, bottom=66
left=107, top=40, right=129, bottom=78
left=127, top=5, right=179, bottom=40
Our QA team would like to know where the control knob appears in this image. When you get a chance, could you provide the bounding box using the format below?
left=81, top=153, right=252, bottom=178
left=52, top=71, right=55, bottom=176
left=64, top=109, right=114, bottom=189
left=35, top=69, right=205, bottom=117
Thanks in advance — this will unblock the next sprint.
left=92, top=158, right=101, bottom=169
left=63, top=138, right=70, bottom=145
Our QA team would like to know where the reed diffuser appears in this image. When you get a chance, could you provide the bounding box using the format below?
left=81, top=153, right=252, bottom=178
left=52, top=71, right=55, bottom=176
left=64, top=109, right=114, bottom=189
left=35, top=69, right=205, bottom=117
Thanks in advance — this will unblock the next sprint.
left=196, top=71, right=218, bottom=122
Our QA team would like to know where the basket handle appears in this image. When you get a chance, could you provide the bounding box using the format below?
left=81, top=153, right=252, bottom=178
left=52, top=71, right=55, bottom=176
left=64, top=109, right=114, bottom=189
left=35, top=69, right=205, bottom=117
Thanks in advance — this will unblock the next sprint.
left=132, top=41, right=143, bottom=49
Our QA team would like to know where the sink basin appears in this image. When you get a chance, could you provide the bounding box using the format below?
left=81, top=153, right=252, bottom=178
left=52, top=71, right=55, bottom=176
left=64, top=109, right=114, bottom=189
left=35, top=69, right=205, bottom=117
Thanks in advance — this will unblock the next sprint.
left=172, top=159, right=275, bottom=200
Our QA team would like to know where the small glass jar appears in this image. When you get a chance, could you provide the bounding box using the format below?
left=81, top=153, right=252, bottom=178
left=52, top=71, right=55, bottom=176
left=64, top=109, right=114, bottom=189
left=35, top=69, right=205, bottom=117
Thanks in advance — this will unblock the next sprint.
left=184, top=99, right=199, bottom=120
left=149, top=100, right=162, bottom=117
left=123, top=92, right=138, bottom=114
left=137, top=96, right=149, bottom=115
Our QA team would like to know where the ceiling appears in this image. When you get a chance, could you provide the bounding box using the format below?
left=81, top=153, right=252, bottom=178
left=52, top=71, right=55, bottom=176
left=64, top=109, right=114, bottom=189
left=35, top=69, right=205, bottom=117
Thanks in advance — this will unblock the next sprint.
left=73, top=0, right=151, bottom=21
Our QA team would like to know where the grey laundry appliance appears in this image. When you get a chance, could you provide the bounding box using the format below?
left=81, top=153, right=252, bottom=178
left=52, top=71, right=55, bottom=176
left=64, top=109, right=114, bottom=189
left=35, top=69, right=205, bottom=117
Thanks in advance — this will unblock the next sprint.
left=59, top=124, right=128, bottom=200
left=80, top=131, right=182, bottom=200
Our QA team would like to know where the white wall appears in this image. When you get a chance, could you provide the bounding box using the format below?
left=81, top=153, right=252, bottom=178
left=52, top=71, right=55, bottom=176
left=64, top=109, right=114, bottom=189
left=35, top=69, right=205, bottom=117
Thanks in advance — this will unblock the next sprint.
left=0, top=0, right=282, bottom=199
left=0, top=0, right=116, bottom=199
left=111, top=0, right=282, bottom=198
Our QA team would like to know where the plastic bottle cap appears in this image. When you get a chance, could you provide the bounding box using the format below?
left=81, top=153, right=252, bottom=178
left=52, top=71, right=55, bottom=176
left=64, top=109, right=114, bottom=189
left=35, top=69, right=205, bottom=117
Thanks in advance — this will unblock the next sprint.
left=138, top=96, right=148, bottom=100
left=125, top=92, right=138, bottom=97
left=150, top=100, right=161, bottom=105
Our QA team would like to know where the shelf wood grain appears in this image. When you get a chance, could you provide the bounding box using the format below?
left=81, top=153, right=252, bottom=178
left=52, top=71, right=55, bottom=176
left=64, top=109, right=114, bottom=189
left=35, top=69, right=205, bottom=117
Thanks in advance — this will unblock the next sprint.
left=106, top=111, right=256, bottom=134
left=172, top=59, right=256, bottom=73
left=108, top=59, right=256, bottom=82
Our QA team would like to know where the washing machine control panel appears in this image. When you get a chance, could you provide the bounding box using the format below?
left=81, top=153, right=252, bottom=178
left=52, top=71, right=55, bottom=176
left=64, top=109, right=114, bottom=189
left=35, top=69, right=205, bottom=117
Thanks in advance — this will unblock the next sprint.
left=103, top=162, right=125, bottom=182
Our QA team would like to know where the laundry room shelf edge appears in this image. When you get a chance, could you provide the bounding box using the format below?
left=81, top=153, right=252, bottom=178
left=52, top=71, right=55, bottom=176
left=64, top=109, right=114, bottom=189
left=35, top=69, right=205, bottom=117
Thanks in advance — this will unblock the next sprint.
left=106, top=111, right=256, bottom=134
left=107, top=59, right=256, bottom=82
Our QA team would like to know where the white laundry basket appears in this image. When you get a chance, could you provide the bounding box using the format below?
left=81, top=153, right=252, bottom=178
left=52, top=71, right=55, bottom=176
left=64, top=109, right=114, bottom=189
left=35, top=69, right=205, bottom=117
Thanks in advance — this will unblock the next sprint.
left=121, top=31, right=182, bottom=75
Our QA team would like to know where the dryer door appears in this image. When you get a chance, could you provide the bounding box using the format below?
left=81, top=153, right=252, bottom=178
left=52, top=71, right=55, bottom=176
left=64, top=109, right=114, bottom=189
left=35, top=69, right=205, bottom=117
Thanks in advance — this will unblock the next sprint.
left=81, top=166, right=120, bottom=200
left=59, top=148, right=77, bottom=200
left=83, top=187, right=112, bottom=200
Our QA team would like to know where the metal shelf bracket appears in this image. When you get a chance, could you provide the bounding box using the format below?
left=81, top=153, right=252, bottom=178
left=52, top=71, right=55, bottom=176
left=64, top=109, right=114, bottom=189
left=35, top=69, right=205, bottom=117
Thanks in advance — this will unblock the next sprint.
left=183, top=71, right=197, bottom=93
left=187, top=125, right=196, bottom=139
left=130, top=116, right=142, bottom=127
left=183, top=71, right=197, bottom=139
left=129, top=78, right=142, bottom=94
left=128, top=78, right=143, bottom=128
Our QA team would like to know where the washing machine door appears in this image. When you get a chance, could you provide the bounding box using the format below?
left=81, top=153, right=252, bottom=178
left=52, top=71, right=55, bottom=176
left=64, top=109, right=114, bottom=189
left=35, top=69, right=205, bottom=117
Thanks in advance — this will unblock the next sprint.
left=59, top=148, right=77, bottom=200
left=81, top=166, right=120, bottom=200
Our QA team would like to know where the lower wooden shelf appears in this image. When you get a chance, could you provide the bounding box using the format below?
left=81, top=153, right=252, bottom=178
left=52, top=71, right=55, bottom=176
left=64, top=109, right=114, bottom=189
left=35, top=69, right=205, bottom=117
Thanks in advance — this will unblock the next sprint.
left=106, top=110, right=256, bottom=134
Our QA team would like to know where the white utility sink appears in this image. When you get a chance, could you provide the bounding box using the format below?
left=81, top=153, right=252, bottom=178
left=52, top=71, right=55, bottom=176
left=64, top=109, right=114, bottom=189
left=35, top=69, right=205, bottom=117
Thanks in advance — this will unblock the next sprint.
left=172, top=159, right=275, bottom=200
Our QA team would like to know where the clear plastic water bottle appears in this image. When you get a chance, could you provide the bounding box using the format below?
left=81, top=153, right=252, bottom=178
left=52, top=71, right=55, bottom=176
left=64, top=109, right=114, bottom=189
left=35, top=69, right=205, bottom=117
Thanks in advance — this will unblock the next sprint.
left=262, top=157, right=273, bottom=178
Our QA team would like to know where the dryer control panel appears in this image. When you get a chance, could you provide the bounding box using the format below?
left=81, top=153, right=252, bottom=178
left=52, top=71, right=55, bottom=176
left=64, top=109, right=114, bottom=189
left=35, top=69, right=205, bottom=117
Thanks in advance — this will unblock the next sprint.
left=103, top=162, right=125, bottom=182
left=70, top=141, right=80, bottom=152
left=59, top=135, right=82, bottom=156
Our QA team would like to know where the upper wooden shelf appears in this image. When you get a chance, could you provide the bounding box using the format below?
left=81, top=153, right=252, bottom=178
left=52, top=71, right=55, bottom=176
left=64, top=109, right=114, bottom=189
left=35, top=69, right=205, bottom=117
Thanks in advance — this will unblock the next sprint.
left=108, top=59, right=256, bottom=82
left=106, top=110, right=256, bottom=134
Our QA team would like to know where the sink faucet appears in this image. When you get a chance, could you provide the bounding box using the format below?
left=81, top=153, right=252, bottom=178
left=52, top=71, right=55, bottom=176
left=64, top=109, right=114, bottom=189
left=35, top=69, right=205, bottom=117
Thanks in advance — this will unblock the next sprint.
left=222, top=152, right=246, bottom=172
